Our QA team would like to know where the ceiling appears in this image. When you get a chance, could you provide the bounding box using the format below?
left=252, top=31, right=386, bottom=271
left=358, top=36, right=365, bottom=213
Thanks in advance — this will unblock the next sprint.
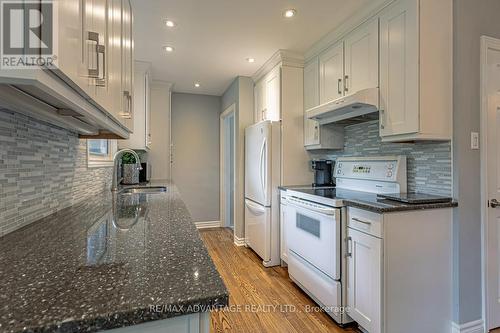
left=131, top=0, right=374, bottom=96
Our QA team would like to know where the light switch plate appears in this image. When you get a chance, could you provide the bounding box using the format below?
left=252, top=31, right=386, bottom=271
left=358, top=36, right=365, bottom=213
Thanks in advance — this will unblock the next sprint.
left=471, top=132, right=480, bottom=150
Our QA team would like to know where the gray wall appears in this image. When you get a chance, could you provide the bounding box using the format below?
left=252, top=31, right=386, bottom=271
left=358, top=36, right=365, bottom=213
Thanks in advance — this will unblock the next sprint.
left=0, top=109, right=112, bottom=237
left=311, top=121, right=452, bottom=196
left=171, top=93, right=221, bottom=222
left=221, top=77, right=254, bottom=240
left=452, top=0, right=500, bottom=325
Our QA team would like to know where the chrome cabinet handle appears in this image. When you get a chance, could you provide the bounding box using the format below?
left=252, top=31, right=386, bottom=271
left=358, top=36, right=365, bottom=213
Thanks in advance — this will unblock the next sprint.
left=352, top=217, right=372, bottom=226
left=345, top=237, right=352, bottom=257
left=491, top=199, right=500, bottom=208
left=337, top=78, right=342, bottom=95
left=344, top=75, right=349, bottom=92
left=87, top=31, right=100, bottom=78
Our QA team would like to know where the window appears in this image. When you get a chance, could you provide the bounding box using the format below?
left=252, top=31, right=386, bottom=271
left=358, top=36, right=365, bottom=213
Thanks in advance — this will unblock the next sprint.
left=87, top=139, right=117, bottom=168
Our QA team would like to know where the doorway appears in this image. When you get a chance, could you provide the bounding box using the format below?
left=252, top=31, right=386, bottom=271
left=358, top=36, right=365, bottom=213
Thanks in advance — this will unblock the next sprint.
left=220, top=104, right=236, bottom=229
left=481, top=36, right=500, bottom=331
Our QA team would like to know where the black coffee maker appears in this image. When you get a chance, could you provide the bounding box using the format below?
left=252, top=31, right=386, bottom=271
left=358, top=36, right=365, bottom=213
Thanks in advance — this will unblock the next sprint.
left=311, top=160, right=334, bottom=187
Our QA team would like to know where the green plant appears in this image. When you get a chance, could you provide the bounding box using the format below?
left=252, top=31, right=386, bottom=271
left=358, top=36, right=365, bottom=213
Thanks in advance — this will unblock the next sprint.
left=122, top=152, right=137, bottom=164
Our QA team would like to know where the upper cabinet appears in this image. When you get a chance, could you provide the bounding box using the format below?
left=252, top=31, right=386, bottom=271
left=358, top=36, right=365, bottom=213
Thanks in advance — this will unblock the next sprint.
left=254, top=65, right=281, bottom=122
left=344, top=19, right=379, bottom=95
left=303, top=0, right=452, bottom=142
left=319, top=41, right=344, bottom=104
left=379, top=0, right=452, bottom=141
left=120, top=61, right=152, bottom=151
left=316, top=18, right=379, bottom=108
left=0, top=0, right=135, bottom=138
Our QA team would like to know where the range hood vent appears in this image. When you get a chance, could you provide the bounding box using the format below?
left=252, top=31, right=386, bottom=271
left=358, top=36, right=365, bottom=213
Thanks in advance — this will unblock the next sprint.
left=307, top=88, right=379, bottom=125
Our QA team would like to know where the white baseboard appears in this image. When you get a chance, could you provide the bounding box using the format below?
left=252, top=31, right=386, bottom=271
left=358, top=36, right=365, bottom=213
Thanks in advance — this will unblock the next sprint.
left=233, top=235, right=246, bottom=247
left=451, top=320, right=484, bottom=333
left=194, top=221, right=221, bottom=229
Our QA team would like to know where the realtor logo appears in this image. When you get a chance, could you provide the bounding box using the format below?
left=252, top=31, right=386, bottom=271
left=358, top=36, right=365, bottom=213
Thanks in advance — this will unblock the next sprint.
left=1, top=0, right=55, bottom=69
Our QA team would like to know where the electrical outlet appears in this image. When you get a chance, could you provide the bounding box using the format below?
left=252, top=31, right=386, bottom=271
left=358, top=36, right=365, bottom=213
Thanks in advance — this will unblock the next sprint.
left=471, top=132, right=480, bottom=150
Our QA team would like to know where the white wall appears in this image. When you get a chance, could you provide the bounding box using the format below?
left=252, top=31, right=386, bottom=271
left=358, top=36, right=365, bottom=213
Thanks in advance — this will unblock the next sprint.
left=150, top=81, right=172, bottom=181
left=171, top=93, right=221, bottom=222
left=452, top=0, right=500, bottom=325
left=221, top=76, right=254, bottom=240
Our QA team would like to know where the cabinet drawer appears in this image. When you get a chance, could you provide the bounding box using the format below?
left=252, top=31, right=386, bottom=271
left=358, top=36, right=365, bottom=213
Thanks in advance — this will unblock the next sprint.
left=347, top=207, right=383, bottom=238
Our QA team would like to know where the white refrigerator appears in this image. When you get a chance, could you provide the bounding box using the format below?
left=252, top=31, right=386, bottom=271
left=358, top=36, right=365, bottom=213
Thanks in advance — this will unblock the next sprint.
left=245, top=120, right=281, bottom=267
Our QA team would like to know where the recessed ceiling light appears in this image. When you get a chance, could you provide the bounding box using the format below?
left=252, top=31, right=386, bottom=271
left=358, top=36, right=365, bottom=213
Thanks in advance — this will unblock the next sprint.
left=163, top=46, right=174, bottom=52
left=194, top=82, right=201, bottom=88
left=165, top=20, right=176, bottom=28
left=247, top=57, right=255, bottom=63
left=283, top=9, right=296, bottom=18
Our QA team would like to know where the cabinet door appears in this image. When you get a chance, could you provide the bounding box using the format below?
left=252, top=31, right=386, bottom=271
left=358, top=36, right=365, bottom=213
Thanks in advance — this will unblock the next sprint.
left=108, top=0, right=124, bottom=126
left=319, top=42, right=344, bottom=104
left=280, top=203, right=288, bottom=262
left=254, top=79, right=266, bottom=122
left=145, top=71, right=152, bottom=149
left=344, top=18, right=379, bottom=94
left=120, top=0, right=134, bottom=131
left=347, top=228, right=381, bottom=333
left=379, top=0, right=419, bottom=137
left=265, top=66, right=281, bottom=121
left=49, top=0, right=93, bottom=97
left=304, top=58, right=320, bottom=146
left=92, top=0, right=114, bottom=113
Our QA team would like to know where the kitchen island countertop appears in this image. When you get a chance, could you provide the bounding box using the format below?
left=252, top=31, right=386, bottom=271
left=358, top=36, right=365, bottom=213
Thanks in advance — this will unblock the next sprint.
left=0, top=181, right=228, bottom=333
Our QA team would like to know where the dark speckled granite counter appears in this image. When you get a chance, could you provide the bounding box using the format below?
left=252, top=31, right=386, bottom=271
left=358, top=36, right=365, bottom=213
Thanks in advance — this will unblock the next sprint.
left=279, top=186, right=458, bottom=213
left=0, top=182, right=228, bottom=333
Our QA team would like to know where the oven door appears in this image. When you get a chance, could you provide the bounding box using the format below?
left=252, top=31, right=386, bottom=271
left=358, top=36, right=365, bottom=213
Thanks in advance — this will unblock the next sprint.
left=286, top=198, right=341, bottom=280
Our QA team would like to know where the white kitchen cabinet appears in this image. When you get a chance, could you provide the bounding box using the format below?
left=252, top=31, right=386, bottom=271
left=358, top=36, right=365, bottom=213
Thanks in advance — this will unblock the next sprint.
left=0, top=0, right=135, bottom=138
left=344, top=18, right=379, bottom=95
left=319, top=42, right=344, bottom=104
left=119, top=61, right=151, bottom=150
left=379, top=0, right=452, bottom=141
left=346, top=206, right=453, bottom=333
left=254, top=65, right=280, bottom=122
left=347, top=227, right=382, bottom=333
left=304, top=59, right=345, bottom=150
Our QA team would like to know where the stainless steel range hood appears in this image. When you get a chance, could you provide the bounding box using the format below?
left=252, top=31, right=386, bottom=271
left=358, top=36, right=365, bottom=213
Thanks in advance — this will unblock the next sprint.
left=306, top=88, right=379, bottom=125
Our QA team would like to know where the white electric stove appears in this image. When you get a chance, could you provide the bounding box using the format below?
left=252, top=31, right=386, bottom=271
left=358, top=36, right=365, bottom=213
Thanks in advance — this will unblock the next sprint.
left=281, top=156, right=407, bottom=325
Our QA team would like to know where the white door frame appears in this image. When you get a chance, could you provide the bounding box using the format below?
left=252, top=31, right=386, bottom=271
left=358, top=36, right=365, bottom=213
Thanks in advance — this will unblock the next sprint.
left=220, top=104, right=236, bottom=228
left=481, top=35, right=500, bottom=331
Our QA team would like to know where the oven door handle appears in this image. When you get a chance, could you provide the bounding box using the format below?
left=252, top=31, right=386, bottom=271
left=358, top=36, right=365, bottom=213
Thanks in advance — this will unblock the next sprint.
left=288, top=198, right=337, bottom=217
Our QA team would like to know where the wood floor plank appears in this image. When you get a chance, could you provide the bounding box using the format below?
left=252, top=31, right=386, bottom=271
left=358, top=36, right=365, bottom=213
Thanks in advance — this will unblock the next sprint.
left=200, top=228, right=359, bottom=333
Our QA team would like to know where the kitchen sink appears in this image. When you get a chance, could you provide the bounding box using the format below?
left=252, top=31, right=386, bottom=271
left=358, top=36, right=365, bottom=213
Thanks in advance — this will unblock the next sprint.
left=120, top=186, right=167, bottom=194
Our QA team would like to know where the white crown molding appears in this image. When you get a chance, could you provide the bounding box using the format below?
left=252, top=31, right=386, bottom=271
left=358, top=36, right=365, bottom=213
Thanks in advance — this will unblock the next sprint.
left=252, top=49, right=304, bottom=83
left=151, top=80, right=174, bottom=91
left=304, top=0, right=394, bottom=62
left=451, top=320, right=484, bottom=333
left=194, top=221, right=221, bottom=229
left=233, top=235, right=246, bottom=247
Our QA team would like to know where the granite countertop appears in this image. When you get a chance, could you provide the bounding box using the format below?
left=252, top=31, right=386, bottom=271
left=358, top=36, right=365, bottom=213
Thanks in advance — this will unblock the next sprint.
left=280, top=186, right=458, bottom=213
left=0, top=181, right=228, bottom=333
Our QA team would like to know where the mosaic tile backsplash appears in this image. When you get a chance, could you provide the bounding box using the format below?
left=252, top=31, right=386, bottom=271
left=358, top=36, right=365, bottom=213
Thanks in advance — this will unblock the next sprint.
left=309, top=120, right=452, bottom=196
left=0, top=109, right=113, bottom=237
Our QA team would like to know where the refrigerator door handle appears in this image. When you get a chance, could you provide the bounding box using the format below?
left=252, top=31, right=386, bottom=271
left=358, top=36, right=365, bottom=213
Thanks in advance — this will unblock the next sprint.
left=245, top=199, right=266, bottom=215
left=259, top=138, right=267, bottom=202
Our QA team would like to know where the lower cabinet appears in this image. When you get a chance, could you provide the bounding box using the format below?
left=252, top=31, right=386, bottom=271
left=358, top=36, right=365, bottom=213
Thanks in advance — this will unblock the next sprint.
left=280, top=192, right=293, bottom=264
left=347, top=227, right=382, bottom=333
left=346, top=207, right=453, bottom=333
left=106, top=312, right=210, bottom=333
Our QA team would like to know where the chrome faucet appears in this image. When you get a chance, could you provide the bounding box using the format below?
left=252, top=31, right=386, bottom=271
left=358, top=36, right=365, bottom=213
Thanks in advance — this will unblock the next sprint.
left=112, top=149, right=142, bottom=192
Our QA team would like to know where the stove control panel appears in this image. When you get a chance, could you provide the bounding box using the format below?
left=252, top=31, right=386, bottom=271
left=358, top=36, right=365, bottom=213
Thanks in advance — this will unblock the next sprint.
left=334, top=157, right=405, bottom=183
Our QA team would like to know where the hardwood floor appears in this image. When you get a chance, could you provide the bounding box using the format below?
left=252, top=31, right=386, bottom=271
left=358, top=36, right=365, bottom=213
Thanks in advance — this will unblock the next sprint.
left=200, top=228, right=359, bottom=333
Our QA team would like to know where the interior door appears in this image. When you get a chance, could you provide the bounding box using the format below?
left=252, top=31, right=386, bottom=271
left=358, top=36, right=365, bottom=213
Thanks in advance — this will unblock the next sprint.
left=484, top=37, right=500, bottom=330
left=319, top=41, right=344, bottom=104
left=347, top=228, right=381, bottom=333
left=344, top=18, right=379, bottom=94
